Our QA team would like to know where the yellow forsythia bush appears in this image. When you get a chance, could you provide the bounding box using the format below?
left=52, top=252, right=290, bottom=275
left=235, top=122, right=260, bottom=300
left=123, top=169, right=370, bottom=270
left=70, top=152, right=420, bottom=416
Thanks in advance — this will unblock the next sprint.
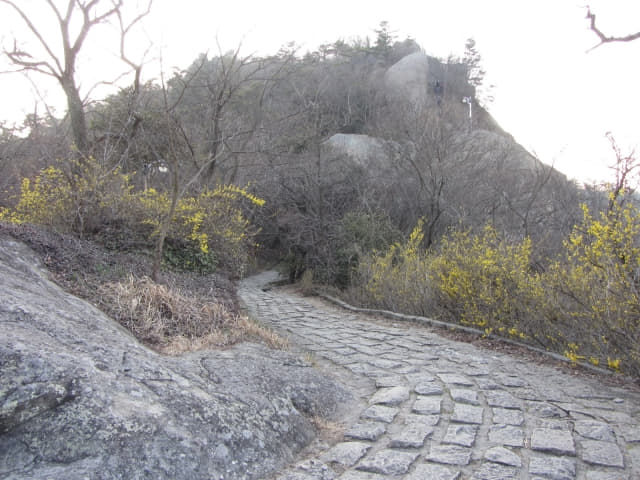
left=0, top=159, right=133, bottom=235
left=137, top=185, right=264, bottom=275
left=356, top=219, right=434, bottom=315
left=1, top=160, right=264, bottom=276
left=544, top=199, right=640, bottom=376
left=355, top=207, right=640, bottom=377
left=427, top=225, right=543, bottom=339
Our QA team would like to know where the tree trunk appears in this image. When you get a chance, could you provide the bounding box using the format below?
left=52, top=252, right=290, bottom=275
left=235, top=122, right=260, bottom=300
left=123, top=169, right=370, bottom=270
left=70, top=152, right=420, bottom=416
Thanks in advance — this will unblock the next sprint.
left=62, top=76, right=89, bottom=157
left=151, top=162, right=180, bottom=282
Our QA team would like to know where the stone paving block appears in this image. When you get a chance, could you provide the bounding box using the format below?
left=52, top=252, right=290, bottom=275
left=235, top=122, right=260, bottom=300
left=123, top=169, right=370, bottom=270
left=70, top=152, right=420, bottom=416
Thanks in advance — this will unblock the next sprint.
left=579, top=439, right=624, bottom=467
left=530, top=418, right=574, bottom=430
left=345, top=422, right=386, bottom=441
left=574, top=420, right=616, bottom=442
left=415, top=382, right=444, bottom=395
left=630, top=445, right=640, bottom=471
left=389, top=422, right=434, bottom=448
left=405, top=413, right=440, bottom=426
left=346, top=363, right=385, bottom=377
left=412, top=396, right=442, bottom=414
left=360, top=405, right=399, bottom=423
left=396, top=364, right=420, bottom=374
left=277, top=471, right=326, bottom=480
left=484, top=446, right=522, bottom=467
left=405, top=372, right=436, bottom=383
left=515, top=387, right=543, bottom=401
left=426, top=445, right=472, bottom=466
left=323, top=341, right=350, bottom=349
left=438, top=373, right=474, bottom=386
left=552, top=401, right=599, bottom=417
left=356, top=449, right=419, bottom=475
left=278, top=457, right=338, bottom=480
left=321, top=442, right=371, bottom=466
left=476, top=378, right=501, bottom=390
left=338, top=470, right=387, bottom=480
left=526, top=401, right=568, bottom=419
left=450, top=388, right=480, bottom=405
left=414, top=353, right=441, bottom=362
left=484, top=390, right=523, bottom=409
left=495, top=375, right=528, bottom=388
left=405, top=463, right=461, bottom=480
left=585, top=472, right=630, bottom=480
left=443, top=424, right=478, bottom=447
left=492, top=407, right=524, bottom=426
left=598, top=410, right=636, bottom=424
left=369, top=386, right=409, bottom=406
left=530, top=428, right=576, bottom=456
left=528, top=456, right=576, bottom=480
left=334, top=347, right=358, bottom=356
left=380, top=352, right=409, bottom=362
left=451, top=403, right=484, bottom=424
left=471, top=462, right=520, bottom=479
left=353, top=345, right=382, bottom=356
left=620, top=424, right=640, bottom=443
left=368, top=357, right=404, bottom=369
left=488, top=424, right=525, bottom=447
left=330, top=354, right=360, bottom=366
left=466, top=367, right=491, bottom=376
left=374, top=375, right=404, bottom=388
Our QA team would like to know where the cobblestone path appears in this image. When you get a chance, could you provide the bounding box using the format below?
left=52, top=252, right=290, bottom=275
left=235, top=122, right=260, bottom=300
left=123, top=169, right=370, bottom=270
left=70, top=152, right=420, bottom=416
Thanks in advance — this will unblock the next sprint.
left=239, top=272, right=640, bottom=480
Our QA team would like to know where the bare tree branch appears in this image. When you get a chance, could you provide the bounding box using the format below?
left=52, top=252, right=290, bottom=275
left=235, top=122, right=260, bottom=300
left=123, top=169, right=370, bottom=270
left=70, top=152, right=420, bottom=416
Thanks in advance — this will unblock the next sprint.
left=586, top=7, right=640, bottom=50
left=114, top=0, right=153, bottom=95
left=1, top=0, right=64, bottom=77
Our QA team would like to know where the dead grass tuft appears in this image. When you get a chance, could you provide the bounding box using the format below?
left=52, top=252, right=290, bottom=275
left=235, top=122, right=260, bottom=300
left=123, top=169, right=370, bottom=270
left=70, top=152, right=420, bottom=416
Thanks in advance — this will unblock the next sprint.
left=237, top=315, right=290, bottom=350
left=99, top=274, right=287, bottom=353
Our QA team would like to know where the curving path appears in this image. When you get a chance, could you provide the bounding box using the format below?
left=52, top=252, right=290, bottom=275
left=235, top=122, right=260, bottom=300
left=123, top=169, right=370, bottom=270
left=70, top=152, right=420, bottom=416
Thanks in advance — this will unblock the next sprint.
left=239, top=271, right=640, bottom=480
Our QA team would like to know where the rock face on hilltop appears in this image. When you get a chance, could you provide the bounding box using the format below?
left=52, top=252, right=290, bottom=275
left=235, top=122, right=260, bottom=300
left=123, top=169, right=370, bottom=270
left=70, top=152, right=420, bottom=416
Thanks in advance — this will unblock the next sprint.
left=0, top=236, right=352, bottom=480
left=384, top=51, right=432, bottom=105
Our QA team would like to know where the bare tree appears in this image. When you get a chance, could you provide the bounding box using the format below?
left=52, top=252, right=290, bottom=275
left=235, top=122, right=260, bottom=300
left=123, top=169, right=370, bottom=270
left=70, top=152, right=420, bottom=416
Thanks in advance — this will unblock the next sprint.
left=605, top=132, right=639, bottom=212
left=0, top=0, right=152, bottom=156
left=586, top=7, right=640, bottom=49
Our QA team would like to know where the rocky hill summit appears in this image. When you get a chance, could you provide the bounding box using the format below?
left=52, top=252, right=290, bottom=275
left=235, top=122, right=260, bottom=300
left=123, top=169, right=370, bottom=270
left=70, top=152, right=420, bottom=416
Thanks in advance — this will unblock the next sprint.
left=0, top=235, right=353, bottom=480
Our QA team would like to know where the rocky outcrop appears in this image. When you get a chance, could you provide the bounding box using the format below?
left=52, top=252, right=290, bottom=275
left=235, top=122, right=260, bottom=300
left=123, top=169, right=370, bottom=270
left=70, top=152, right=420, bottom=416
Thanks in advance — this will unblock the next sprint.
left=0, top=236, right=352, bottom=480
left=383, top=52, right=474, bottom=107
left=384, top=51, right=431, bottom=105
left=322, top=134, right=388, bottom=168
left=322, top=129, right=541, bottom=176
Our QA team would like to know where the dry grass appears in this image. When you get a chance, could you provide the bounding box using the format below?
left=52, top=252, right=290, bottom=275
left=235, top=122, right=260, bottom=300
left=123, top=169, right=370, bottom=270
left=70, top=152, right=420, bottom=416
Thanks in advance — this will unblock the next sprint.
left=99, top=274, right=288, bottom=353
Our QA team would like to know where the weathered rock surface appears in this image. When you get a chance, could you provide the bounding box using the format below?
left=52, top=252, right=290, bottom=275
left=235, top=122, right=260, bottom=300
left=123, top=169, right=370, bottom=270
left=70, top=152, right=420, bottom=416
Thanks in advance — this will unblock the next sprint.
left=322, top=134, right=388, bottom=169
left=384, top=51, right=431, bottom=105
left=0, top=237, right=352, bottom=480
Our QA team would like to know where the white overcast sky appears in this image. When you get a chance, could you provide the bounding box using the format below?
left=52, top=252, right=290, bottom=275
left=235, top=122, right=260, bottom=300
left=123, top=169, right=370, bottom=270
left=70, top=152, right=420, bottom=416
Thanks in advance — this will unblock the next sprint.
left=1, top=0, right=639, bottom=184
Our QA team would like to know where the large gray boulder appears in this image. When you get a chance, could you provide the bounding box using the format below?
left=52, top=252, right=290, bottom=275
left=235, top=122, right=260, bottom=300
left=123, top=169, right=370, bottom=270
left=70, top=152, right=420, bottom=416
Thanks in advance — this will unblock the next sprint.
left=322, top=133, right=388, bottom=168
left=384, top=51, right=431, bottom=105
left=0, top=236, right=352, bottom=480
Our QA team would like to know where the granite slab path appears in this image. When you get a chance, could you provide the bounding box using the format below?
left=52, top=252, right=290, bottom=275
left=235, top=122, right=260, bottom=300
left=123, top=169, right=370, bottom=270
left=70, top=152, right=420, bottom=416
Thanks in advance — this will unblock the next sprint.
left=239, top=271, right=640, bottom=480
